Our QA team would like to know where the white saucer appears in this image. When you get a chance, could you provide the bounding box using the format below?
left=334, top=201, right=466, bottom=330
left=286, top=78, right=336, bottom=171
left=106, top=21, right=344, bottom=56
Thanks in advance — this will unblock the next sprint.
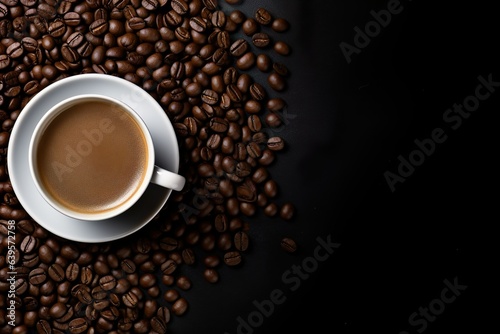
left=7, top=74, right=180, bottom=243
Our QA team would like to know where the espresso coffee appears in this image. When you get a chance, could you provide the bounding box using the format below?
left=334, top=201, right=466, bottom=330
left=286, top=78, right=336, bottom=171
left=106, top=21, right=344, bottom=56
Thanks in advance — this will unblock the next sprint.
left=35, top=99, right=148, bottom=215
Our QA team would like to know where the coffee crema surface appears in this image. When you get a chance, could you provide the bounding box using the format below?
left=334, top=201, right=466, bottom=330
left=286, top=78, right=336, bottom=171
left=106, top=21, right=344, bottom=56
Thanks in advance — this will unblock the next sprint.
left=35, top=100, right=148, bottom=215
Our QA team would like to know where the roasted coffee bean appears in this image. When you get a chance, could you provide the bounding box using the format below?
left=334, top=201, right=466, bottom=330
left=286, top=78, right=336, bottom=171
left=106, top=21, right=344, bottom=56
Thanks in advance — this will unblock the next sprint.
left=99, top=275, right=117, bottom=291
left=247, top=115, right=262, bottom=132
left=118, top=318, right=133, bottom=331
left=223, top=251, right=242, bottom=266
left=228, top=38, right=248, bottom=58
left=229, top=9, right=245, bottom=24
left=66, top=262, right=80, bottom=281
left=272, top=17, right=290, bottom=32
left=211, top=10, right=226, bottom=28
left=0, top=54, right=10, bottom=69
left=28, top=268, right=47, bottom=285
left=236, top=52, right=255, bottom=70
left=245, top=100, right=261, bottom=114
left=252, top=32, right=271, bottom=48
left=267, top=72, right=286, bottom=91
left=68, top=318, right=88, bottom=334
left=122, top=291, right=139, bottom=308
left=236, top=179, right=257, bottom=202
left=281, top=237, right=297, bottom=253
left=203, top=268, right=219, bottom=283
left=206, top=136, right=221, bottom=154
left=47, top=263, right=65, bottom=282
left=240, top=202, right=256, bottom=216
left=89, top=19, right=108, bottom=36
left=171, top=0, right=189, bottom=14
left=213, top=48, right=230, bottom=66
left=64, top=12, right=81, bottom=26
left=37, top=3, right=57, bottom=20
left=23, top=253, right=40, bottom=268
left=6, top=42, right=23, bottom=58
left=273, top=62, right=289, bottom=76
left=61, top=44, right=79, bottom=63
left=274, top=41, right=291, bottom=56
left=234, top=231, right=249, bottom=251
left=139, top=273, right=156, bottom=288
left=90, top=286, right=106, bottom=300
left=203, top=255, right=220, bottom=268
left=151, top=316, right=167, bottom=333
left=36, top=319, right=51, bottom=334
left=91, top=44, right=107, bottom=65
left=264, top=202, right=278, bottom=216
left=280, top=202, right=295, bottom=220
left=213, top=213, right=227, bottom=232
left=119, top=259, right=135, bottom=274
left=48, top=19, right=66, bottom=38
left=21, top=37, right=37, bottom=53
left=15, top=278, right=28, bottom=294
left=249, top=83, right=266, bottom=101
left=80, top=267, right=93, bottom=285
left=171, top=297, right=188, bottom=316
left=176, top=275, right=191, bottom=290
left=76, top=288, right=93, bottom=304
left=267, top=136, right=285, bottom=151
left=163, top=289, right=180, bottom=303
left=49, top=302, right=67, bottom=319
left=139, top=28, right=161, bottom=43
left=255, top=7, right=272, bottom=25
left=246, top=141, right=261, bottom=159
left=20, top=235, right=37, bottom=253
left=256, top=53, right=272, bottom=72
left=190, top=16, right=207, bottom=32
left=236, top=74, right=251, bottom=94
left=224, top=84, right=241, bottom=103
left=201, top=89, right=219, bottom=105
left=97, top=317, right=114, bottom=332
left=263, top=179, right=278, bottom=198
left=160, top=259, right=177, bottom=275
left=209, top=117, right=229, bottom=132
left=101, top=306, right=120, bottom=321
left=242, top=18, right=258, bottom=36
left=267, top=97, right=286, bottom=112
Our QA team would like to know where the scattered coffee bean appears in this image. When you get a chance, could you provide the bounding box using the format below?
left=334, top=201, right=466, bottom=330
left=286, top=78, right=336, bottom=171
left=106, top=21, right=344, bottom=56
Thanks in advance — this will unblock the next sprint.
left=267, top=72, right=286, bottom=91
left=267, top=136, right=285, bottom=151
left=234, top=231, right=249, bottom=251
left=255, top=8, right=272, bottom=25
left=280, top=202, right=295, bottom=221
left=272, top=18, right=290, bottom=32
left=242, top=18, right=259, bottom=36
left=171, top=297, right=189, bottom=316
left=256, top=54, right=272, bottom=72
left=224, top=251, right=242, bottom=266
left=252, top=32, right=271, bottom=48
left=203, top=268, right=219, bottom=283
left=274, top=41, right=291, bottom=56
left=281, top=237, right=298, bottom=253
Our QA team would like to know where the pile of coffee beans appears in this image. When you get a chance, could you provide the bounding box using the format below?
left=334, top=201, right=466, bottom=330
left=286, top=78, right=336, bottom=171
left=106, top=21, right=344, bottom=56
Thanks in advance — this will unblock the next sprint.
left=0, top=0, right=296, bottom=333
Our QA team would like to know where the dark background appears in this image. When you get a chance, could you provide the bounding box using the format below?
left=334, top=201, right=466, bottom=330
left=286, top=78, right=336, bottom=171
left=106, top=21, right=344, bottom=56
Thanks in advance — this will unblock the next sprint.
left=168, top=0, right=498, bottom=333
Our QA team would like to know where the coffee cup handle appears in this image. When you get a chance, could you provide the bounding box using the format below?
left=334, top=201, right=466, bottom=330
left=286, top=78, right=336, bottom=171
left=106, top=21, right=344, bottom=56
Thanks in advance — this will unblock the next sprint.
left=150, top=166, right=186, bottom=191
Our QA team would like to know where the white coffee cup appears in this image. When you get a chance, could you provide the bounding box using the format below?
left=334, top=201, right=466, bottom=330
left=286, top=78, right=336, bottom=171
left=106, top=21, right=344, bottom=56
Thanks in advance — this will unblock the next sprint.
left=28, top=94, right=186, bottom=221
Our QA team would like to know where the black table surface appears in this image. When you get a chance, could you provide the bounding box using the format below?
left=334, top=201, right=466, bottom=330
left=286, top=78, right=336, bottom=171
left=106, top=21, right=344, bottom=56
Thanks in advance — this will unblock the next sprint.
left=169, top=0, right=498, bottom=333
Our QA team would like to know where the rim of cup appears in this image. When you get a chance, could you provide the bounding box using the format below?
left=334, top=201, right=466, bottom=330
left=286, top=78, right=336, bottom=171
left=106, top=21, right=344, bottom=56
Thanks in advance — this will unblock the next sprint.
left=28, top=94, right=155, bottom=221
